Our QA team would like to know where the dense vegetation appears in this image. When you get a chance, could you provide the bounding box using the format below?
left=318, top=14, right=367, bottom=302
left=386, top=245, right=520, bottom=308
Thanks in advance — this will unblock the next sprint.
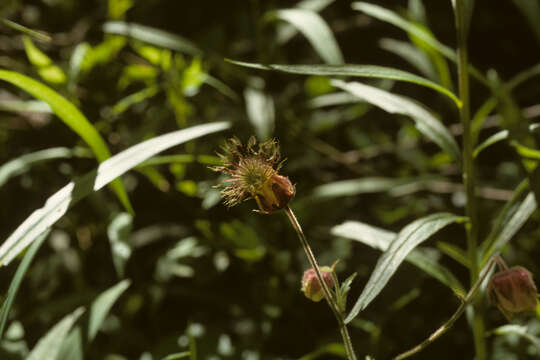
left=0, top=1, right=539, bottom=359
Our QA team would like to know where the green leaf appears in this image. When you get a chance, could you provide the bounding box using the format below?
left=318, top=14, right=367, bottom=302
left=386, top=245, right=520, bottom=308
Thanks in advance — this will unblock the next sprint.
left=0, top=147, right=90, bottom=188
left=513, top=0, right=540, bottom=44
left=331, top=220, right=464, bottom=296
left=161, top=352, right=191, bottom=360
left=298, top=343, right=346, bottom=360
left=270, top=9, right=344, bottom=64
left=1, top=19, right=51, bottom=42
left=379, top=38, right=438, bottom=81
left=332, top=80, right=461, bottom=160
left=344, top=213, right=465, bottom=322
left=103, top=21, right=201, bottom=55
left=436, top=241, right=470, bottom=268
left=227, top=60, right=461, bottom=106
left=481, top=180, right=537, bottom=266
left=490, top=324, right=540, bottom=353
left=244, top=87, right=275, bottom=141
left=0, top=231, right=50, bottom=340
left=22, top=36, right=67, bottom=85
left=57, top=280, right=131, bottom=360
left=27, top=307, right=85, bottom=360
left=276, top=0, right=335, bottom=44
left=107, top=213, right=133, bottom=278
left=312, top=177, right=419, bottom=198
left=0, top=99, right=52, bottom=113
left=351, top=1, right=487, bottom=86
left=0, top=69, right=133, bottom=213
left=0, top=122, right=230, bottom=266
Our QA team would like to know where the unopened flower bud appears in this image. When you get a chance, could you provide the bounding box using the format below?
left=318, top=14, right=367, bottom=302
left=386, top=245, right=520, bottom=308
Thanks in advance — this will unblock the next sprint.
left=487, top=266, right=538, bottom=320
left=301, top=266, right=334, bottom=302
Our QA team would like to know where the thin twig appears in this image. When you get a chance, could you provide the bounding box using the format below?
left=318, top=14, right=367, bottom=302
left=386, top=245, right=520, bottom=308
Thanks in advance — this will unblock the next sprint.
left=394, top=257, right=497, bottom=360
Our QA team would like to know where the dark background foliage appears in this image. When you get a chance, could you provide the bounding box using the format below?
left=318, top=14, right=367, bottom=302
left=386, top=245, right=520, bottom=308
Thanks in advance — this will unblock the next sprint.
left=0, top=0, right=539, bottom=359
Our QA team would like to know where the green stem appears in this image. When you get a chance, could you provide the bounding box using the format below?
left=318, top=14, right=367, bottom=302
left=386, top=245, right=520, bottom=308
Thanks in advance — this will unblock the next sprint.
left=284, top=206, right=357, bottom=360
left=455, top=1, right=487, bottom=359
left=393, top=257, right=496, bottom=360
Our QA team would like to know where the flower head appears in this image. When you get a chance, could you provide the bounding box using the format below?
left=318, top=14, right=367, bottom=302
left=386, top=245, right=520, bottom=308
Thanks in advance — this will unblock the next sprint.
left=301, top=266, right=334, bottom=302
left=487, top=265, right=538, bottom=320
left=210, top=136, right=295, bottom=213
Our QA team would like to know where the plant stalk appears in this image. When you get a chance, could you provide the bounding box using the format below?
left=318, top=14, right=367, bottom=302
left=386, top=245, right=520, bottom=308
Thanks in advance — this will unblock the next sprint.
left=284, top=206, right=357, bottom=360
left=455, top=1, right=487, bottom=359
left=393, top=257, right=497, bottom=360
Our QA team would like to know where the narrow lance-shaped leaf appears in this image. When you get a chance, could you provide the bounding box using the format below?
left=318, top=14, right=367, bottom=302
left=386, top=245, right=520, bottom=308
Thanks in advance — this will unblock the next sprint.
left=0, top=69, right=133, bottom=213
left=276, top=0, right=336, bottom=44
left=269, top=9, right=344, bottom=64
left=0, top=122, right=230, bottom=266
left=345, top=213, right=466, bottom=323
left=331, top=221, right=464, bottom=295
left=103, top=21, right=201, bottom=55
left=27, top=307, right=85, bottom=360
left=227, top=60, right=461, bottom=107
left=332, top=80, right=461, bottom=161
left=481, top=180, right=537, bottom=266
left=0, top=230, right=50, bottom=340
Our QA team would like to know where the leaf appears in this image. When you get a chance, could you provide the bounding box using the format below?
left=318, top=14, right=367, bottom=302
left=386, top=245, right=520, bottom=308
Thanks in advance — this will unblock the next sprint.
left=0, top=147, right=90, bottom=188
left=270, top=9, right=344, bottom=64
left=332, top=80, right=461, bottom=160
left=378, top=38, right=438, bottom=81
left=27, top=307, right=85, bottom=360
left=436, top=241, right=470, bottom=268
left=107, top=213, right=133, bottom=278
left=331, top=220, right=464, bottom=296
left=513, top=0, right=540, bottom=44
left=227, top=60, right=461, bottom=106
left=276, top=0, right=335, bottom=44
left=244, top=87, right=275, bottom=141
left=0, top=99, right=52, bottom=113
left=161, top=352, right=191, bottom=360
left=298, top=343, right=346, bottom=360
left=0, top=231, right=50, bottom=340
left=1, top=19, right=51, bottom=42
left=102, top=21, right=201, bottom=55
left=351, top=1, right=488, bottom=85
left=481, top=180, right=537, bottom=266
left=312, top=177, right=417, bottom=198
left=344, top=213, right=465, bottom=322
left=0, top=69, right=133, bottom=213
left=23, top=36, right=67, bottom=85
left=0, top=122, right=230, bottom=266
left=57, top=280, right=131, bottom=360
left=491, top=324, right=540, bottom=353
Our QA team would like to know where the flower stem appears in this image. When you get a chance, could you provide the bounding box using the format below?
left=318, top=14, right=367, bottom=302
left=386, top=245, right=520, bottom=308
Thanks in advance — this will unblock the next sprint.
left=284, top=206, right=357, bottom=360
left=454, top=1, right=487, bottom=359
left=393, top=257, right=497, bottom=360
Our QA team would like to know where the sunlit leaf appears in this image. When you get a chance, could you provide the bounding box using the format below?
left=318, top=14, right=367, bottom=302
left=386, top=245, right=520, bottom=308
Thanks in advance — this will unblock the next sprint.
left=269, top=9, right=344, bottom=64
left=27, top=307, right=85, bottom=360
left=345, top=213, right=466, bottom=322
left=227, top=60, right=461, bottom=106
left=103, top=21, right=201, bottom=55
left=332, top=80, right=460, bottom=160
left=276, top=0, right=335, bottom=44
left=0, top=122, right=230, bottom=266
left=0, top=69, right=133, bottom=213
left=331, top=221, right=464, bottom=295
left=244, top=87, right=275, bottom=141
left=1, top=19, right=51, bottom=42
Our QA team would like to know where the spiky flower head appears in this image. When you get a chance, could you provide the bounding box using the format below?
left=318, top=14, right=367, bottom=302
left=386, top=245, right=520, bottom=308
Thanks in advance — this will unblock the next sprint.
left=210, top=136, right=295, bottom=214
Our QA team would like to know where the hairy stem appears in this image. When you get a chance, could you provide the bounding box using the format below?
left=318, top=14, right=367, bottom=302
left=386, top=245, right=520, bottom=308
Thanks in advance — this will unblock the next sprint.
left=394, top=257, right=496, bottom=360
left=454, top=1, right=487, bottom=359
left=284, top=206, right=357, bottom=360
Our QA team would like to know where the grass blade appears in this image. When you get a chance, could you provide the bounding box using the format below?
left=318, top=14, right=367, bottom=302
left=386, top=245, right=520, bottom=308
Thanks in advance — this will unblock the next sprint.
left=332, top=221, right=464, bottom=296
left=379, top=38, right=438, bottom=81
left=332, top=80, right=461, bottom=161
left=103, top=21, right=201, bottom=55
left=244, top=87, right=275, bottom=141
left=344, top=213, right=465, bottom=322
left=270, top=9, right=344, bottom=64
left=0, top=147, right=90, bottom=188
left=27, top=307, right=85, bottom=360
left=0, top=69, right=133, bottom=213
left=0, top=122, right=230, bottom=266
left=0, top=230, right=50, bottom=340
left=227, top=60, right=461, bottom=106
left=276, top=0, right=335, bottom=44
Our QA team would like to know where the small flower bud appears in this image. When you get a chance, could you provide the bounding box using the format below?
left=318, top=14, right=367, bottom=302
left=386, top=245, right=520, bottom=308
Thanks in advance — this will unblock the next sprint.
left=487, top=266, right=538, bottom=320
left=301, top=266, right=334, bottom=302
